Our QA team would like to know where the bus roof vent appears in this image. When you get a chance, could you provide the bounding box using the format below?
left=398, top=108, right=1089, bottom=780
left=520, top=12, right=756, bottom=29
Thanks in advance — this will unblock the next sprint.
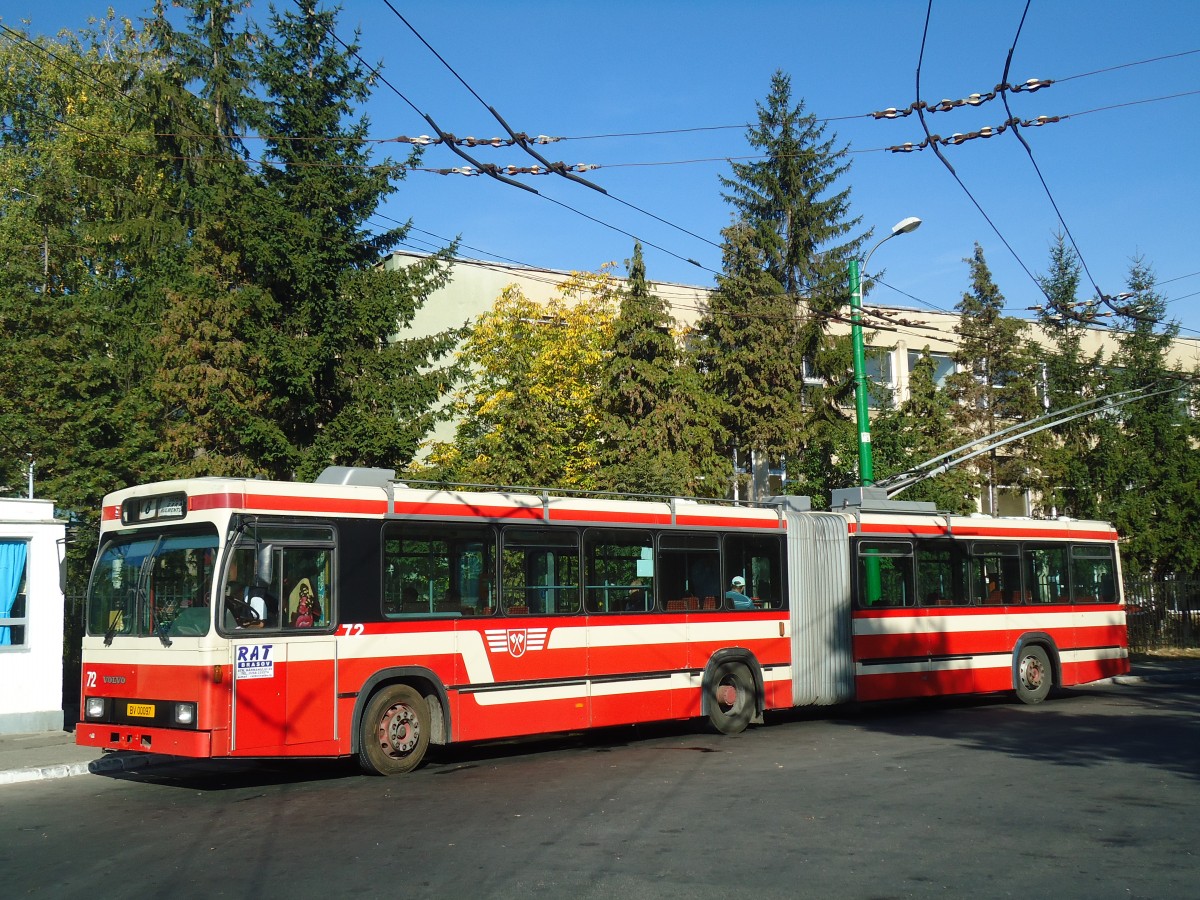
left=315, top=466, right=397, bottom=488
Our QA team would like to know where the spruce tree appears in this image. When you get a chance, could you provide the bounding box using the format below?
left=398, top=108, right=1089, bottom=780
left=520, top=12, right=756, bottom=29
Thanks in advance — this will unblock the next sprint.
left=1098, top=260, right=1200, bottom=578
left=599, top=244, right=724, bottom=496
left=702, top=70, right=867, bottom=501
left=944, top=244, right=1044, bottom=513
left=246, top=1, right=462, bottom=476
left=1034, top=235, right=1107, bottom=518
left=0, top=22, right=165, bottom=514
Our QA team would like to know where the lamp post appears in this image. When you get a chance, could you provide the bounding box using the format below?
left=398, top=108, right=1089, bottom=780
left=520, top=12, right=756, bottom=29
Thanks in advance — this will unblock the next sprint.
left=848, top=216, right=922, bottom=486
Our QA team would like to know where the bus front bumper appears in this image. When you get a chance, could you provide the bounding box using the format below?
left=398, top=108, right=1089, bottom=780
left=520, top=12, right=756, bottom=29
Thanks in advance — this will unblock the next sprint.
left=75, top=723, right=212, bottom=758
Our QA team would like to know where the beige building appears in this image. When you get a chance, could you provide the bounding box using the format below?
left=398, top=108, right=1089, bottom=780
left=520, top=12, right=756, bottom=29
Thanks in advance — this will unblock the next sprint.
left=382, top=251, right=1200, bottom=512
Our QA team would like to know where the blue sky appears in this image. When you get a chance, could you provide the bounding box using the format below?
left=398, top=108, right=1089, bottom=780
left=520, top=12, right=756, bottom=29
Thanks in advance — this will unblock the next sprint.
left=10, top=1, right=1200, bottom=337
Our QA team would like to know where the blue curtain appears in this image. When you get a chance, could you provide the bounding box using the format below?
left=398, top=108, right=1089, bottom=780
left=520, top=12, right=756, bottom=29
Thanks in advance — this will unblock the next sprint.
left=0, top=541, right=28, bottom=646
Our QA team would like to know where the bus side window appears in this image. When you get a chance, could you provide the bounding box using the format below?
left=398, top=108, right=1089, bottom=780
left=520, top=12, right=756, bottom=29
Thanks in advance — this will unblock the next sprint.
left=916, top=541, right=968, bottom=606
left=1023, top=545, right=1068, bottom=605
left=584, top=529, right=654, bottom=613
left=1071, top=544, right=1116, bottom=603
left=972, top=543, right=1020, bottom=605
left=501, top=528, right=580, bottom=615
left=856, top=541, right=914, bottom=608
left=722, top=534, right=784, bottom=611
left=283, top=550, right=332, bottom=628
left=383, top=523, right=496, bottom=617
left=657, top=533, right=719, bottom=612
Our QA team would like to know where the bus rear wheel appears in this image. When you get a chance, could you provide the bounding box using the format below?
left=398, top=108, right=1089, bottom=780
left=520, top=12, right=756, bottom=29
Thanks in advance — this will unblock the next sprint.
left=707, top=661, right=754, bottom=734
left=359, top=684, right=431, bottom=775
left=1015, top=645, right=1053, bottom=705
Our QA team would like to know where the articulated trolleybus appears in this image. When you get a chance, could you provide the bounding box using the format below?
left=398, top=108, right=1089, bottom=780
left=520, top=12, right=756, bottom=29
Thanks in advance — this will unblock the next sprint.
left=77, top=468, right=1129, bottom=774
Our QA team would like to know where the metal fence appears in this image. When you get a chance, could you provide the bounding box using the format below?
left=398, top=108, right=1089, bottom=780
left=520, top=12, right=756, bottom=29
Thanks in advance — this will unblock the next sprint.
left=1125, top=579, right=1200, bottom=653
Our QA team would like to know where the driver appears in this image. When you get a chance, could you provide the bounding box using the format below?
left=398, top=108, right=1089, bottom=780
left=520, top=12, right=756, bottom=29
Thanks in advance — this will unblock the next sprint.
left=225, top=580, right=271, bottom=628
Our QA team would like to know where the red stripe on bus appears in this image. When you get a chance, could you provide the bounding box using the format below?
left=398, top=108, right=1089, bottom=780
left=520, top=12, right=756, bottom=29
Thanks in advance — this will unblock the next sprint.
left=676, top=514, right=783, bottom=529
left=849, top=521, right=1117, bottom=541
left=548, top=508, right=674, bottom=526
left=852, top=603, right=1124, bottom=619
left=392, top=500, right=543, bottom=521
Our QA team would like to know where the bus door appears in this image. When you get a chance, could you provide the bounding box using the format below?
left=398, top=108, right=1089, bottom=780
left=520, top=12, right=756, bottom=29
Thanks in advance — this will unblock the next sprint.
left=583, top=529, right=678, bottom=726
left=969, top=542, right=1024, bottom=694
left=854, top=539, right=935, bottom=698
left=491, top=528, right=590, bottom=736
left=230, top=640, right=340, bottom=753
left=225, top=532, right=338, bottom=753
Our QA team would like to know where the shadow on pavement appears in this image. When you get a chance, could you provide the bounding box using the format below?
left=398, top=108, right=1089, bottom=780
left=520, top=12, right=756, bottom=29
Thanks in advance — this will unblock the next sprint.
left=824, top=682, right=1200, bottom=782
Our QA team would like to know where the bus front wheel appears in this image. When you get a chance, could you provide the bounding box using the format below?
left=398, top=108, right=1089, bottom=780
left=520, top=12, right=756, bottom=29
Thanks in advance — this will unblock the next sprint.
left=1015, top=645, right=1053, bottom=705
left=707, top=661, right=754, bottom=734
left=359, top=684, right=431, bottom=775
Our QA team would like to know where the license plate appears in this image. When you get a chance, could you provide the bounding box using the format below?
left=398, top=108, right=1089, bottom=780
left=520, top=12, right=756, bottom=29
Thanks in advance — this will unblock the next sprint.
left=127, top=703, right=156, bottom=718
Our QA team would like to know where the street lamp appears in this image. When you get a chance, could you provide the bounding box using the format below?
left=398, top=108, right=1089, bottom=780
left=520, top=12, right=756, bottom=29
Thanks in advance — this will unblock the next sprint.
left=847, top=216, right=922, bottom=486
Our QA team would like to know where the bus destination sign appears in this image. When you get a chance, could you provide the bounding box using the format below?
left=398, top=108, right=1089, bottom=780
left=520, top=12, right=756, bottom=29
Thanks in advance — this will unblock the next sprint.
left=122, top=492, right=187, bottom=525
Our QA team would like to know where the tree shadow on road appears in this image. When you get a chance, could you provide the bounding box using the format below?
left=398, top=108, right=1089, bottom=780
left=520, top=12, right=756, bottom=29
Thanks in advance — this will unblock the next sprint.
left=815, top=683, right=1200, bottom=782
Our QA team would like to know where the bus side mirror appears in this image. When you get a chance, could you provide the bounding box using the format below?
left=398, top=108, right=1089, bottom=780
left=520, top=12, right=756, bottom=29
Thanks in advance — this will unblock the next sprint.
left=257, top=544, right=274, bottom=586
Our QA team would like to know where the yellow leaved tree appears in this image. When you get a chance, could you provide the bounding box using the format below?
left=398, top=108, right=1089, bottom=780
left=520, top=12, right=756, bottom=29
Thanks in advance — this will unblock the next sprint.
left=420, top=269, right=619, bottom=489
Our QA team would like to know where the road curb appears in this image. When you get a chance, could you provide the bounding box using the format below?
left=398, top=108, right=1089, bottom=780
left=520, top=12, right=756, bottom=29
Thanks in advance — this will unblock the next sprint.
left=0, top=760, right=96, bottom=786
left=1109, top=672, right=1200, bottom=686
left=0, top=751, right=174, bottom=787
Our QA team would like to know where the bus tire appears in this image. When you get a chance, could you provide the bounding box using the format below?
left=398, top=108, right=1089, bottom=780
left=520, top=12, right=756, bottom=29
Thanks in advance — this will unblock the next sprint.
left=707, top=661, right=754, bottom=734
left=358, top=684, right=431, bottom=775
left=1015, top=645, right=1053, bottom=705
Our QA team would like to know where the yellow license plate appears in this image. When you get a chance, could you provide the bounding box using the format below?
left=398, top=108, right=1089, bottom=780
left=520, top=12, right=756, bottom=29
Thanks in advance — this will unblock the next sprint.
left=127, top=703, right=156, bottom=718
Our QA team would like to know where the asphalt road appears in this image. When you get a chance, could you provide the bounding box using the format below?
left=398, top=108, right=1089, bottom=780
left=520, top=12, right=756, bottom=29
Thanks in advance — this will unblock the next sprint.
left=3, top=681, right=1197, bottom=900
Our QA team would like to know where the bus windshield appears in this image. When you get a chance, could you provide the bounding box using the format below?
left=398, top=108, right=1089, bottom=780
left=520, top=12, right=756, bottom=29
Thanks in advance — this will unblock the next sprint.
left=87, top=527, right=220, bottom=640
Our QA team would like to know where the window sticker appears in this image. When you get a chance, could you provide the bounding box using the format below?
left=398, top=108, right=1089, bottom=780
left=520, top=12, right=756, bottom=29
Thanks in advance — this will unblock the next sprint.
left=235, top=643, right=275, bottom=680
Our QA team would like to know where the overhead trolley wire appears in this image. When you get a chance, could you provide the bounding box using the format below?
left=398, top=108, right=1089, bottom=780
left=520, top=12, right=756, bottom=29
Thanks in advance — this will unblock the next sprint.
left=913, top=0, right=1051, bottom=306
left=375, top=0, right=722, bottom=256
left=998, top=1, right=1108, bottom=311
left=313, top=8, right=719, bottom=277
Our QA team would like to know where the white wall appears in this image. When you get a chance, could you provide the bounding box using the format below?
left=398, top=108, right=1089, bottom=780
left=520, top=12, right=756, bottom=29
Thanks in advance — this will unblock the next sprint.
left=0, top=498, right=66, bottom=734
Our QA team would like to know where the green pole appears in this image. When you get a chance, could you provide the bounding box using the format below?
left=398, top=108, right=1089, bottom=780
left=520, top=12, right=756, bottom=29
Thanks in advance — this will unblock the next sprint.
left=848, top=257, right=875, bottom=486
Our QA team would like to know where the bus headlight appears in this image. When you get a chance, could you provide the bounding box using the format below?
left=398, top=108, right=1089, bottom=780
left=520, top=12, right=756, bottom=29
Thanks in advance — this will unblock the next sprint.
left=85, top=697, right=108, bottom=720
left=173, top=702, right=197, bottom=726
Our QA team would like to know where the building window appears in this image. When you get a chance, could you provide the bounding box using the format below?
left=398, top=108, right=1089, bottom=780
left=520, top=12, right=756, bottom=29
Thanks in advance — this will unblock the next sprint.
left=0, top=540, right=29, bottom=648
left=801, top=356, right=824, bottom=385
left=906, top=350, right=955, bottom=388
left=865, top=348, right=895, bottom=409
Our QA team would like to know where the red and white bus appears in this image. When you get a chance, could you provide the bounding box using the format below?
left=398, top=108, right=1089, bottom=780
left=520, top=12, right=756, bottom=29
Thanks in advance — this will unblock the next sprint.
left=77, top=468, right=1129, bottom=774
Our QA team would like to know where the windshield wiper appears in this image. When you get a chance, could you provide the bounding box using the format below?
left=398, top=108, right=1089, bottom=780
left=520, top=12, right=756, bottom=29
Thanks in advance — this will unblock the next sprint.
left=103, top=603, right=122, bottom=647
left=154, top=620, right=174, bottom=648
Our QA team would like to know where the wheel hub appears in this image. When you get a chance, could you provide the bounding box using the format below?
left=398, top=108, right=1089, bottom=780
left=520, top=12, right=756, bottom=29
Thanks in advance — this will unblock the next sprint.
left=379, top=704, right=420, bottom=756
left=717, top=682, right=739, bottom=709
left=1021, top=657, right=1043, bottom=689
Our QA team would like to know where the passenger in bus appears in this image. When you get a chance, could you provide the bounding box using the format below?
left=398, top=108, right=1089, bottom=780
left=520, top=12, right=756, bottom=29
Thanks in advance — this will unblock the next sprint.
left=290, top=580, right=321, bottom=627
left=624, top=579, right=647, bottom=611
left=726, top=576, right=753, bottom=610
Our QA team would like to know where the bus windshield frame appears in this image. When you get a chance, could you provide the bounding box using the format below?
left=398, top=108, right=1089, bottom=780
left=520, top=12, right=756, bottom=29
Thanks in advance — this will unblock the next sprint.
left=86, top=525, right=220, bottom=640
